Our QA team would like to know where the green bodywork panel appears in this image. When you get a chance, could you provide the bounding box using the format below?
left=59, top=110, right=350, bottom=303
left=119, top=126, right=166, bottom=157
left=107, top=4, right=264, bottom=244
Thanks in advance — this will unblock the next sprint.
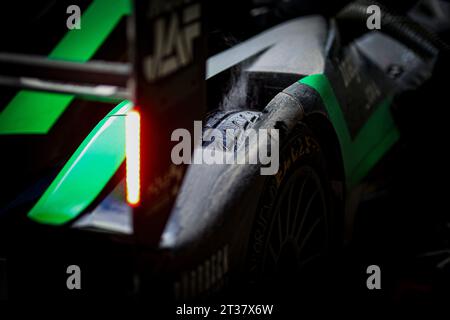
left=27, top=101, right=132, bottom=225
left=0, top=0, right=131, bottom=134
left=299, top=74, right=399, bottom=188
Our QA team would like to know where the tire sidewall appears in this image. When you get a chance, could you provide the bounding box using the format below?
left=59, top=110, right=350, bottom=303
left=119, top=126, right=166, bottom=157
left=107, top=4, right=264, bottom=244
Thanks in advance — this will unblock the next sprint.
left=246, top=123, right=335, bottom=285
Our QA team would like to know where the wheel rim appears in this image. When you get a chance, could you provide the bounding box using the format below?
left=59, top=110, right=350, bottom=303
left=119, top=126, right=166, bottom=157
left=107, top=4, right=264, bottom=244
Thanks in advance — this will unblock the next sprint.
left=262, top=166, right=328, bottom=279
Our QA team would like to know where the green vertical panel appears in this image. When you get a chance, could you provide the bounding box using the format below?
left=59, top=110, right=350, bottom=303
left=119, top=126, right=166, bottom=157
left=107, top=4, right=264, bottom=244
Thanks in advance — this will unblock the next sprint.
left=299, top=74, right=353, bottom=176
left=349, top=126, right=399, bottom=186
left=27, top=101, right=133, bottom=225
left=0, top=0, right=131, bottom=134
left=348, top=99, right=400, bottom=186
left=299, top=74, right=399, bottom=188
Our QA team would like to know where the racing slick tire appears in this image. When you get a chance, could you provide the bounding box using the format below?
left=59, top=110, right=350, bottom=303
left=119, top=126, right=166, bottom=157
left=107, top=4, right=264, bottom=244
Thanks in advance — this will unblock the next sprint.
left=205, top=109, right=339, bottom=302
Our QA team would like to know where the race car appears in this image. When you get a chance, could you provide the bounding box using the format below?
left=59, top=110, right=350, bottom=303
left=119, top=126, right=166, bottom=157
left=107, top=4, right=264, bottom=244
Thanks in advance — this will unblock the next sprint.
left=0, top=0, right=448, bottom=303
